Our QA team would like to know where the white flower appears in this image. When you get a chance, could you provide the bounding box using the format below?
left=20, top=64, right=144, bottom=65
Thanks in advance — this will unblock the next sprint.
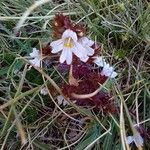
left=40, top=87, right=48, bottom=95
left=93, top=56, right=117, bottom=78
left=93, top=56, right=107, bottom=67
left=101, top=63, right=117, bottom=78
left=29, top=48, right=41, bottom=67
left=127, top=133, right=143, bottom=147
left=50, top=29, right=90, bottom=65
left=57, top=95, right=69, bottom=106
left=79, top=37, right=95, bottom=57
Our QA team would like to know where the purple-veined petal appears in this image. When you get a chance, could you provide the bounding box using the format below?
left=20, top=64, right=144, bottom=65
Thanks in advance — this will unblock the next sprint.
left=80, top=37, right=94, bottom=47
left=50, top=39, right=63, bottom=53
left=86, top=46, right=95, bottom=56
left=73, top=42, right=88, bottom=58
left=59, top=48, right=68, bottom=63
left=66, top=49, right=73, bottom=65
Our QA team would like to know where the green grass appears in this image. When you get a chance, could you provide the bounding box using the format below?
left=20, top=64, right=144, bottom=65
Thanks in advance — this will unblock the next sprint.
left=0, top=0, right=150, bottom=149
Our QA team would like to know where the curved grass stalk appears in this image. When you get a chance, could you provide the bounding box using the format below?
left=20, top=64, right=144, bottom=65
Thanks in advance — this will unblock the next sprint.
left=71, top=88, right=100, bottom=99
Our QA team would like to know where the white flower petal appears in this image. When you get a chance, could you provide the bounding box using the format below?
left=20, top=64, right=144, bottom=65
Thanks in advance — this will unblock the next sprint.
left=50, top=39, right=63, bottom=53
left=73, top=42, right=88, bottom=58
left=101, top=63, right=117, bottom=78
left=51, top=44, right=63, bottom=53
left=133, top=133, right=143, bottom=147
left=62, top=29, right=77, bottom=42
left=110, top=72, right=118, bottom=78
left=104, top=64, right=110, bottom=69
left=105, top=66, right=113, bottom=76
left=66, top=49, right=73, bottom=65
left=127, top=133, right=143, bottom=147
left=127, top=136, right=134, bottom=144
left=86, top=47, right=95, bottom=56
left=30, top=48, right=39, bottom=58
left=63, top=100, right=69, bottom=106
left=79, top=37, right=95, bottom=57
left=57, top=95, right=63, bottom=105
left=93, top=56, right=107, bottom=67
left=57, top=95, right=69, bottom=106
left=59, top=48, right=68, bottom=63
left=40, top=87, right=48, bottom=95
left=80, top=56, right=89, bottom=62
left=29, top=58, right=40, bottom=67
left=80, top=37, right=94, bottom=47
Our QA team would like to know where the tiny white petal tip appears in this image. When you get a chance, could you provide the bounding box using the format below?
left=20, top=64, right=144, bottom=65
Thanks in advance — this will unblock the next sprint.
left=40, top=87, right=49, bottom=95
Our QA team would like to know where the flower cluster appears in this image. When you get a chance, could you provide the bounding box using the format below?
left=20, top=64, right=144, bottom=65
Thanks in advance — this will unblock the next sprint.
left=28, top=14, right=118, bottom=114
left=50, top=28, right=94, bottom=64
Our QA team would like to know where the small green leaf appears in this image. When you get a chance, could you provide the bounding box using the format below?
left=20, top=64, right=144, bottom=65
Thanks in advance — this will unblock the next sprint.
left=114, top=49, right=127, bottom=59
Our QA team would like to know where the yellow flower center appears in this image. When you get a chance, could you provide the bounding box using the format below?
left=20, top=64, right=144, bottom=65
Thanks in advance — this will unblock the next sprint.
left=64, top=37, right=73, bottom=48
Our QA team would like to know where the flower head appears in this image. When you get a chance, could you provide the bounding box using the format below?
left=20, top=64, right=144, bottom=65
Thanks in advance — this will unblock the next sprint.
left=101, top=63, right=117, bottom=78
left=93, top=56, right=107, bottom=67
left=29, top=48, right=41, bottom=67
left=50, top=29, right=91, bottom=65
